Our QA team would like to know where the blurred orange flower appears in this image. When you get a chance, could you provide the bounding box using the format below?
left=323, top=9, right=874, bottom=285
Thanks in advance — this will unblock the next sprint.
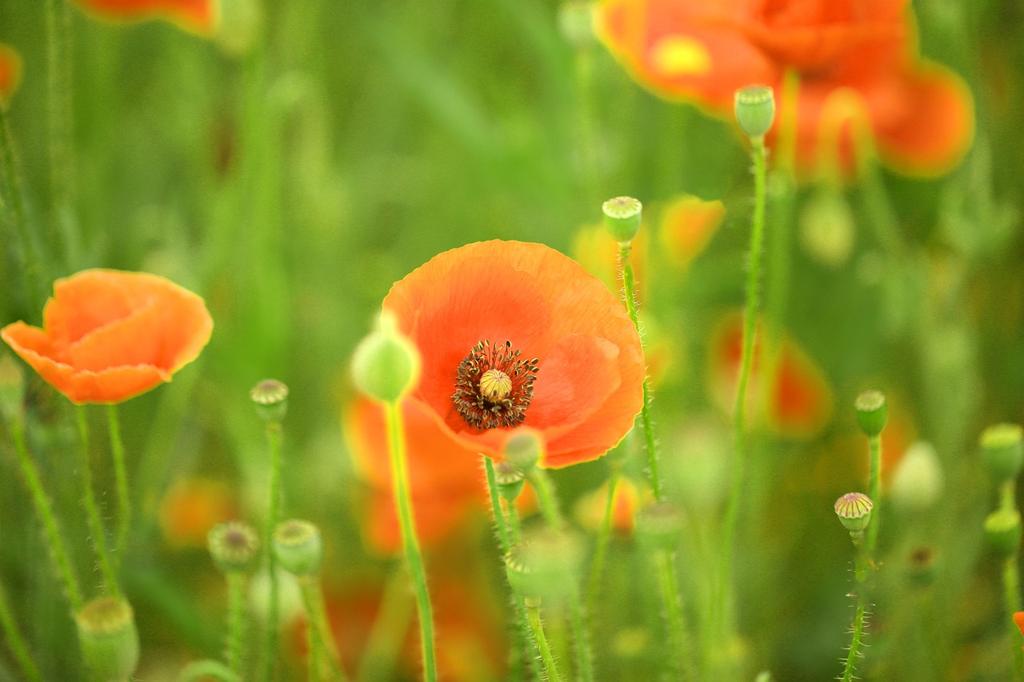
left=0, top=44, right=23, bottom=104
left=708, top=313, right=832, bottom=438
left=659, top=195, right=725, bottom=268
left=1015, top=612, right=1024, bottom=637
left=596, top=0, right=974, bottom=177
left=572, top=222, right=648, bottom=302
left=574, top=477, right=644, bottom=534
left=383, top=241, right=644, bottom=468
left=345, top=397, right=485, bottom=554
left=1, top=269, right=213, bottom=404
left=72, top=0, right=218, bottom=34
left=158, top=478, right=236, bottom=549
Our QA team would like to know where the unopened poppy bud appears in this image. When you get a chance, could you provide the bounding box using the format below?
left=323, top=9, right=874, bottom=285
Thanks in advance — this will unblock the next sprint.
left=504, top=430, right=543, bottom=473
left=494, top=461, right=525, bottom=502
left=75, top=597, right=140, bottom=682
left=834, top=492, right=873, bottom=541
left=504, top=528, right=582, bottom=601
left=602, top=196, right=643, bottom=244
left=734, top=85, right=775, bottom=139
left=352, top=316, right=421, bottom=403
left=208, top=521, right=260, bottom=574
left=273, top=519, right=323, bottom=577
left=985, top=509, right=1022, bottom=558
left=890, top=442, right=944, bottom=512
left=854, top=390, right=888, bottom=437
left=558, top=1, right=594, bottom=49
left=0, top=353, right=24, bottom=422
left=635, top=502, right=684, bottom=552
left=250, top=378, right=289, bottom=422
left=981, top=423, right=1024, bottom=482
left=799, top=189, right=855, bottom=268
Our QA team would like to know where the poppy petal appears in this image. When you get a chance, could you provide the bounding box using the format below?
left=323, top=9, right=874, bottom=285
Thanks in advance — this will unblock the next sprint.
left=72, top=0, right=218, bottom=34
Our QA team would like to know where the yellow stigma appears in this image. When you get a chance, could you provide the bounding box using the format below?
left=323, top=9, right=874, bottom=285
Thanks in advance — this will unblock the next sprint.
left=479, top=369, right=513, bottom=402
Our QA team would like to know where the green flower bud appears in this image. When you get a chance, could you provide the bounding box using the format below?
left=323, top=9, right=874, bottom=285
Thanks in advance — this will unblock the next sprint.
left=854, top=390, right=888, bottom=437
left=558, top=1, right=594, bottom=49
left=504, top=430, right=543, bottom=474
left=985, top=509, right=1022, bottom=558
left=798, top=189, right=855, bottom=268
left=76, top=597, right=140, bottom=682
left=494, top=461, right=525, bottom=502
left=834, top=492, right=873, bottom=536
left=208, top=521, right=260, bottom=574
left=635, top=502, right=684, bottom=552
left=351, top=316, right=421, bottom=403
left=890, top=441, right=944, bottom=512
left=250, top=379, right=289, bottom=422
left=734, top=85, right=775, bottom=139
left=504, top=528, right=582, bottom=601
left=981, top=423, right=1024, bottom=483
left=602, top=196, right=643, bottom=244
left=0, top=353, right=24, bottom=423
left=273, top=519, right=323, bottom=576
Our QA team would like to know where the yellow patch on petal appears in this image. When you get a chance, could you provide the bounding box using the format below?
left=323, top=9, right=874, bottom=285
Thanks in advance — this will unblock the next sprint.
left=650, top=36, right=711, bottom=77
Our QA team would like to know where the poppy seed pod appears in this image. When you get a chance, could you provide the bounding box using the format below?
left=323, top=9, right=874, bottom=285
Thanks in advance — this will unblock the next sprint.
left=854, top=390, right=888, bottom=437
left=635, top=502, right=684, bottom=552
left=504, top=430, right=544, bottom=474
left=274, top=519, right=323, bottom=576
left=75, top=597, right=140, bottom=682
left=734, top=85, right=775, bottom=139
left=0, top=353, right=23, bottom=422
left=208, top=521, right=260, bottom=574
left=985, top=509, right=1022, bottom=558
left=504, top=528, right=582, bottom=601
left=250, top=378, right=289, bottom=422
left=980, top=423, right=1024, bottom=483
left=834, top=492, right=873, bottom=538
left=602, top=196, right=643, bottom=243
left=494, top=461, right=526, bottom=502
left=352, top=316, right=421, bottom=404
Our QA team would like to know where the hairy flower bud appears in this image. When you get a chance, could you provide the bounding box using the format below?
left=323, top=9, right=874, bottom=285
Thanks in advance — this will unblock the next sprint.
left=602, top=196, right=643, bottom=244
left=734, top=85, right=775, bottom=139
left=352, top=315, right=421, bottom=403
left=273, top=519, right=323, bottom=577
left=208, top=521, right=260, bottom=574
left=76, top=597, right=140, bottom=682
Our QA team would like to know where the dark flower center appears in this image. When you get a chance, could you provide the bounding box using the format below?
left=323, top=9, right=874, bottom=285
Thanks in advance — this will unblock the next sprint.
left=452, top=340, right=538, bottom=430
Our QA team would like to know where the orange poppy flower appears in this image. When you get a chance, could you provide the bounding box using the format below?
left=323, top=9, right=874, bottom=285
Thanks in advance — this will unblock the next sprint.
left=345, top=397, right=486, bottom=554
left=383, top=241, right=645, bottom=468
left=1, top=269, right=213, bottom=404
left=572, top=222, right=649, bottom=302
left=0, top=44, right=22, bottom=105
left=574, top=477, right=644, bottom=534
left=596, top=0, right=974, bottom=177
left=707, top=313, right=832, bottom=438
left=1015, top=612, right=1024, bottom=638
left=72, top=0, right=218, bottom=34
left=659, top=195, right=725, bottom=268
left=158, top=478, right=236, bottom=549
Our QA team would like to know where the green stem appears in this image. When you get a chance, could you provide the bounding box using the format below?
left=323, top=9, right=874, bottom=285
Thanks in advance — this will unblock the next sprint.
left=617, top=242, right=663, bottom=501
left=301, top=577, right=347, bottom=682
left=525, top=599, right=563, bottom=682
left=260, top=421, right=283, bottom=682
left=106, top=405, right=131, bottom=568
left=44, top=0, right=72, bottom=265
left=655, top=550, right=695, bottom=681
left=0, top=104, right=42, bottom=301
left=482, top=457, right=544, bottom=682
left=866, top=434, right=882, bottom=556
left=840, top=590, right=869, bottom=682
left=0, top=579, right=41, bottom=682
left=585, top=471, right=619, bottom=613
left=74, top=406, right=119, bottom=596
left=717, top=134, right=768, bottom=642
left=225, top=572, right=246, bottom=678
left=527, top=468, right=564, bottom=529
left=6, top=416, right=83, bottom=609
left=384, top=401, right=437, bottom=682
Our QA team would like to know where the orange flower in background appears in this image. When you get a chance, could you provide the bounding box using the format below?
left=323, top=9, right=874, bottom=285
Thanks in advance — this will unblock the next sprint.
left=659, top=195, right=725, bottom=268
left=1, top=269, right=213, bottom=404
left=574, top=477, right=644, bottom=534
left=72, top=0, right=218, bottom=34
left=158, top=478, right=236, bottom=549
left=596, top=0, right=974, bottom=177
left=383, top=241, right=645, bottom=468
left=572, top=222, right=648, bottom=301
left=708, top=313, right=832, bottom=438
left=1015, top=612, right=1024, bottom=638
left=0, top=44, right=23, bottom=104
left=345, top=397, right=486, bottom=554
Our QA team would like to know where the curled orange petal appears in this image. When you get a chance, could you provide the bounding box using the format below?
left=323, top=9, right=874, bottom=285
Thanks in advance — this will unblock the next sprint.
left=1, top=269, right=213, bottom=404
left=72, top=0, right=218, bottom=35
